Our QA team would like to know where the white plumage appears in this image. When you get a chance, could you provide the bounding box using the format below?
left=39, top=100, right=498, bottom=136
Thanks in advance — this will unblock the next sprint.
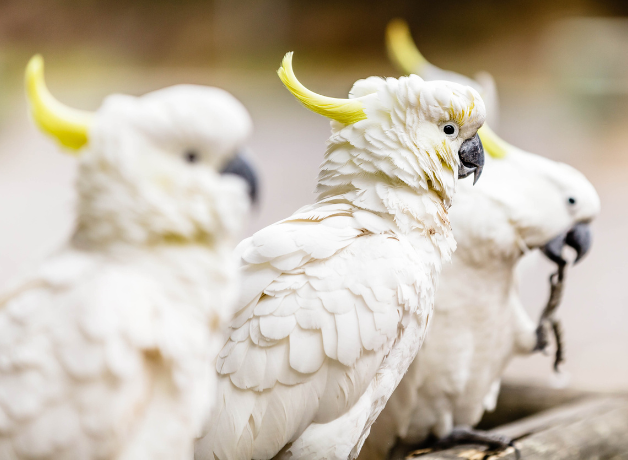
left=359, top=29, right=601, bottom=459
left=360, top=147, right=600, bottom=459
left=195, top=54, right=486, bottom=460
left=0, top=59, right=254, bottom=459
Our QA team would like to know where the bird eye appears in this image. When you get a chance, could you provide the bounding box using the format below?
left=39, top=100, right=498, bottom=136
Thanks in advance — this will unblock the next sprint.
left=568, top=197, right=577, bottom=205
left=442, top=123, right=458, bottom=137
left=184, top=150, right=199, bottom=164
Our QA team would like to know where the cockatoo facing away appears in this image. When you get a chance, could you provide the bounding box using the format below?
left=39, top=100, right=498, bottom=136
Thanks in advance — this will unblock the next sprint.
left=195, top=52, right=486, bottom=460
left=0, top=56, right=257, bottom=460
left=357, top=23, right=601, bottom=460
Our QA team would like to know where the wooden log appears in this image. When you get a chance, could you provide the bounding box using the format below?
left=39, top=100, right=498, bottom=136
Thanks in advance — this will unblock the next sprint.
left=407, top=396, right=628, bottom=459
left=476, top=382, right=593, bottom=430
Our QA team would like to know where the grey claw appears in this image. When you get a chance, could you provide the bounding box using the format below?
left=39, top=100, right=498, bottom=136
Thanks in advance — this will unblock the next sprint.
left=534, top=322, right=549, bottom=352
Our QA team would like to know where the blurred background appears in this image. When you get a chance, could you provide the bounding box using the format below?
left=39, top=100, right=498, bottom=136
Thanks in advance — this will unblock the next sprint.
left=0, top=0, right=626, bottom=393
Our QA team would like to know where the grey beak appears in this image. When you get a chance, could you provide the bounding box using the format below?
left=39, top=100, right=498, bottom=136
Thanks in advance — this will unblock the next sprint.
left=220, top=152, right=259, bottom=203
left=458, top=133, right=485, bottom=185
left=542, top=222, right=592, bottom=266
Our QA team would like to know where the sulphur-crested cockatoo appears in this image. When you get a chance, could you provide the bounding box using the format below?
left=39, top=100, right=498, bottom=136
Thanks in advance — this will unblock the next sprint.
left=357, top=24, right=601, bottom=459
left=195, top=52, right=486, bottom=460
left=386, top=19, right=500, bottom=129
left=0, top=56, right=257, bottom=460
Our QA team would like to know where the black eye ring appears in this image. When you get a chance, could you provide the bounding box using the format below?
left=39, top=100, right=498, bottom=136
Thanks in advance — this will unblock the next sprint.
left=568, top=197, right=577, bottom=205
left=185, top=150, right=199, bottom=163
left=443, top=124, right=456, bottom=135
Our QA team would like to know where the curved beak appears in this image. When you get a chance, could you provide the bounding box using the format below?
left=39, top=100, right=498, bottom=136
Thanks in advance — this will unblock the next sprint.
left=458, top=133, right=485, bottom=185
left=220, top=151, right=259, bottom=204
left=541, top=222, right=592, bottom=266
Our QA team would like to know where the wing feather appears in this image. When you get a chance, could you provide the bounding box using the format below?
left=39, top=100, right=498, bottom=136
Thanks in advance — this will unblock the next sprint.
left=201, top=203, right=431, bottom=460
left=229, top=340, right=268, bottom=390
left=289, top=326, right=326, bottom=374
left=273, top=294, right=302, bottom=317
left=335, top=308, right=363, bottom=366
left=259, top=315, right=297, bottom=340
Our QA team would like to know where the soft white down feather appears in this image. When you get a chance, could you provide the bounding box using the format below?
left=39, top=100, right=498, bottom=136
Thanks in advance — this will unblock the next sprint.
left=359, top=47, right=601, bottom=460
left=0, top=79, right=254, bottom=459
left=195, top=58, right=486, bottom=460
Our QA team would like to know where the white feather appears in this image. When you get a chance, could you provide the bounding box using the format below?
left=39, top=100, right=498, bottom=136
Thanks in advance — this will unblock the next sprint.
left=0, top=84, right=253, bottom=459
left=361, top=124, right=601, bottom=460
left=196, top=74, right=486, bottom=460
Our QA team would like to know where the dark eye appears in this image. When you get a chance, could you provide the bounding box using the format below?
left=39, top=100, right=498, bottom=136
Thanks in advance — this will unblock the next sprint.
left=568, top=197, right=577, bottom=205
left=442, top=123, right=458, bottom=136
left=184, top=150, right=199, bottom=163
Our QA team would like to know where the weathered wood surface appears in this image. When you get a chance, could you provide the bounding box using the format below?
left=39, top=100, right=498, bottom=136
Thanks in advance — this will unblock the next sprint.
left=476, top=382, right=594, bottom=430
left=406, top=394, right=628, bottom=459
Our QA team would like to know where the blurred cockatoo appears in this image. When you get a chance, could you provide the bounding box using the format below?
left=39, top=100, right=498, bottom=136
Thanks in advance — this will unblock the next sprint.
left=195, top=52, right=486, bottom=460
left=356, top=22, right=600, bottom=459
left=0, top=56, right=257, bottom=460
left=386, top=19, right=501, bottom=130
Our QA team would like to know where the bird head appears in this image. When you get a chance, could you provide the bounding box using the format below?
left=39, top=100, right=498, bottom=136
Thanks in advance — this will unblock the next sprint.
left=277, top=52, right=486, bottom=207
left=385, top=18, right=500, bottom=129
left=25, top=55, right=257, bottom=247
left=485, top=134, right=599, bottom=265
left=452, top=122, right=600, bottom=267
left=385, top=22, right=600, bottom=266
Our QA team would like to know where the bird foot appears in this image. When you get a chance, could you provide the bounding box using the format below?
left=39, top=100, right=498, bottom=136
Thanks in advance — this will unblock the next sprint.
left=534, top=321, right=550, bottom=352
left=432, top=427, right=520, bottom=459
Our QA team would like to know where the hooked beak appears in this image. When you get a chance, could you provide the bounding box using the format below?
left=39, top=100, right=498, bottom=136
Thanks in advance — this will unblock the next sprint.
left=541, top=222, right=592, bottom=266
left=220, top=151, right=259, bottom=204
left=458, top=133, right=485, bottom=185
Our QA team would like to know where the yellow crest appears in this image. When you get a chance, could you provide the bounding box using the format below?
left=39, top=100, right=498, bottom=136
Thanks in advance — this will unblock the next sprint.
left=25, top=55, right=94, bottom=151
left=277, top=52, right=367, bottom=125
left=386, top=20, right=508, bottom=159
left=477, top=125, right=508, bottom=159
left=385, top=19, right=428, bottom=76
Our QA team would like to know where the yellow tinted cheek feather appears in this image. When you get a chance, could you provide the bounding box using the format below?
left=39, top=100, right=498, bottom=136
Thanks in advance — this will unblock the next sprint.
left=277, top=52, right=367, bottom=125
left=433, top=140, right=456, bottom=168
left=25, top=54, right=94, bottom=152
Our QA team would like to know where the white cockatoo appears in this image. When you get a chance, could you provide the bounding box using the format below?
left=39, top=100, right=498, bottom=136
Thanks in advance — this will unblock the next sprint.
left=0, top=56, right=257, bottom=460
left=386, top=19, right=501, bottom=130
left=195, top=52, right=486, bottom=460
left=357, top=23, right=601, bottom=459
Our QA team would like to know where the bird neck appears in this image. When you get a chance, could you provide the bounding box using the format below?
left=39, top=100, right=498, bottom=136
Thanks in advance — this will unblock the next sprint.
left=314, top=143, right=456, bottom=260
left=71, top=223, right=220, bottom=250
left=71, top=155, right=241, bottom=250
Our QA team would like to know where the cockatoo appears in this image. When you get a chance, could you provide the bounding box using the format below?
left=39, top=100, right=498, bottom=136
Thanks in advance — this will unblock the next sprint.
left=386, top=19, right=501, bottom=130
left=195, top=52, right=486, bottom=460
left=0, top=56, right=257, bottom=460
left=356, top=22, right=601, bottom=459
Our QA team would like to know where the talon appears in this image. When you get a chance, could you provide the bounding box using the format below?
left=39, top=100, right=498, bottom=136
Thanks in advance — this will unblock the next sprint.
left=534, top=322, right=549, bottom=352
left=431, top=427, right=516, bottom=456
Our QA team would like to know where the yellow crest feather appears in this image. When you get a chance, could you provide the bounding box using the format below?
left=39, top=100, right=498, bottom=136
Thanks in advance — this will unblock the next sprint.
left=386, top=19, right=428, bottom=76
left=386, top=21, right=508, bottom=159
left=478, top=125, right=509, bottom=159
left=25, top=54, right=94, bottom=151
left=277, top=52, right=367, bottom=125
